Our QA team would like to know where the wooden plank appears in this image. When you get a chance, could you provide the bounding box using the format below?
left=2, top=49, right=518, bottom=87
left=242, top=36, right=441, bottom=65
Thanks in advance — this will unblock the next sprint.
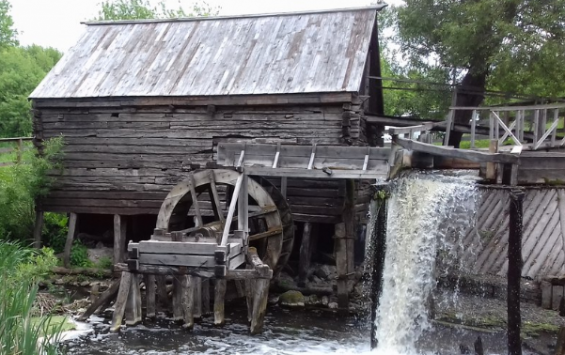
left=188, top=174, right=203, bottom=227
left=181, top=276, right=194, bottom=329
left=486, top=140, right=499, bottom=181
left=244, top=166, right=388, bottom=180
left=387, top=121, right=437, bottom=135
left=132, top=241, right=228, bottom=255
left=63, top=213, right=78, bottom=268
left=208, top=171, right=225, bottom=224
left=138, top=254, right=217, bottom=268
left=395, top=136, right=519, bottom=164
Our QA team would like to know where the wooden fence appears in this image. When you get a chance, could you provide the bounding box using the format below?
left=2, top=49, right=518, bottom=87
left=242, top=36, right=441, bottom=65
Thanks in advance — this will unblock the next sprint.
left=0, top=137, right=33, bottom=166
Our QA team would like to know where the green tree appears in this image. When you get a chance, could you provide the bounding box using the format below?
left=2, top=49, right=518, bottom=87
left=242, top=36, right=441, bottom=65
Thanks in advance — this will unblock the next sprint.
left=388, top=0, right=565, bottom=146
left=0, top=45, right=62, bottom=137
left=97, top=0, right=219, bottom=20
left=0, top=0, right=17, bottom=47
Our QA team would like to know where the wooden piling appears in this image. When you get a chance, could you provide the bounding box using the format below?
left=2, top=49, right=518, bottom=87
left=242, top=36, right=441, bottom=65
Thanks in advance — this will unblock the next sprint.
left=202, top=279, right=211, bottom=315
left=193, top=276, right=202, bottom=319
left=370, top=192, right=388, bottom=350
left=156, top=276, right=169, bottom=307
left=145, top=274, right=156, bottom=318
left=214, top=279, right=227, bottom=326
left=63, top=213, right=78, bottom=268
left=125, top=273, right=142, bottom=326
left=507, top=189, right=524, bottom=355
left=298, top=222, right=313, bottom=287
left=182, top=276, right=195, bottom=329
left=250, top=278, right=270, bottom=334
left=111, top=272, right=132, bottom=332
left=486, top=140, right=499, bottom=181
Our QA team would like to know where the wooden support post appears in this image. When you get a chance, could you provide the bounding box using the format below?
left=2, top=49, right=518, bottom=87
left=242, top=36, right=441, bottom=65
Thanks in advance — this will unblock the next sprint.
left=298, top=222, right=313, bottom=287
left=202, top=279, right=211, bottom=315
left=250, top=278, right=270, bottom=334
left=555, top=327, right=565, bottom=355
left=245, top=266, right=255, bottom=323
left=156, top=275, right=169, bottom=307
left=125, top=273, right=142, bottom=326
left=370, top=192, right=388, bottom=349
left=113, top=215, right=127, bottom=264
left=182, top=276, right=195, bottom=329
left=193, top=276, right=202, bottom=319
left=172, top=275, right=184, bottom=322
left=345, top=180, right=356, bottom=280
left=33, top=210, right=44, bottom=249
left=485, top=140, right=499, bottom=181
left=214, top=279, right=227, bottom=325
left=63, top=213, right=78, bottom=268
left=145, top=274, right=156, bottom=318
left=334, top=223, right=348, bottom=309
left=507, top=189, right=524, bottom=355
left=78, top=280, right=120, bottom=321
left=111, top=272, right=132, bottom=332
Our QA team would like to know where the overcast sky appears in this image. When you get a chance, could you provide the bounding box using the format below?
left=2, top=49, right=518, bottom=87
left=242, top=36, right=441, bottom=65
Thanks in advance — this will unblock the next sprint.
left=9, top=0, right=389, bottom=52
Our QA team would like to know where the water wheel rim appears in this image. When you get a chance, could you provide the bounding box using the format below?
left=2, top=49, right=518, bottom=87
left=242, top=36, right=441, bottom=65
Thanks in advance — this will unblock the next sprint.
left=156, top=169, right=284, bottom=271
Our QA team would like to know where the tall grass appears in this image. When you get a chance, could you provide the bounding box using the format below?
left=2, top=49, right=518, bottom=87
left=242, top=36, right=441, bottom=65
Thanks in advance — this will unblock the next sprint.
left=0, top=242, right=61, bottom=355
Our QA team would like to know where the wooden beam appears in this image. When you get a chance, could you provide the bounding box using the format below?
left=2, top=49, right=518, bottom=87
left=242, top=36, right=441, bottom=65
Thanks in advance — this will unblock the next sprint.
left=145, top=274, right=156, bottom=318
left=63, top=213, right=78, bottom=268
left=394, top=136, right=519, bottom=164
left=387, top=122, right=437, bottom=135
left=214, top=279, right=227, bottom=326
left=125, top=274, right=142, bottom=326
left=335, top=223, right=348, bottom=309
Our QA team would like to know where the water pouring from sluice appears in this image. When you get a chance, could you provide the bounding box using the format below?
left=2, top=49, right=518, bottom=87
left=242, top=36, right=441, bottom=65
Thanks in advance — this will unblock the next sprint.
left=370, top=171, right=478, bottom=355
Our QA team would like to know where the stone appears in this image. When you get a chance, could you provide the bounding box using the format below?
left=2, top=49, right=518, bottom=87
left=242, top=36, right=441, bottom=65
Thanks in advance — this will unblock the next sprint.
left=279, top=290, right=305, bottom=307
left=80, top=281, right=90, bottom=287
left=87, top=246, right=113, bottom=265
left=328, top=301, right=338, bottom=309
left=268, top=295, right=280, bottom=305
left=314, top=264, right=337, bottom=280
left=321, top=296, right=329, bottom=306
left=305, top=295, right=320, bottom=306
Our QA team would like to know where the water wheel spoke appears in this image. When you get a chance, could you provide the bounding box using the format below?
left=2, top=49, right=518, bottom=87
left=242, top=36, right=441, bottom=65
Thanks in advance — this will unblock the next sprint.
left=208, top=171, right=225, bottom=224
left=249, top=227, right=283, bottom=242
left=188, top=175, right=203, bottom=227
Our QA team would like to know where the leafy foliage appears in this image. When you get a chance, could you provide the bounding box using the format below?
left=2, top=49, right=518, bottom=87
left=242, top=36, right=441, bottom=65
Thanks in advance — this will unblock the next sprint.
left=0, top=137, right=63, bottom=242
left=0, top=0, right=17, bottom=48
left=0, top=45, right=62, bottom=137
left=69, top=241, right=92, bottom=268
left=381, top=0, right=565, bottom=131
left=96, top=0, right=219, bottom=20
left=42, top=213, right=68, bottom=254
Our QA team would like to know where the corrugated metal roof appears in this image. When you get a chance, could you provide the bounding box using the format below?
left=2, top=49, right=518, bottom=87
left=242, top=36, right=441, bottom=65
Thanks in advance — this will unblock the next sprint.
left=30, top=6, right=383, bottom=99
left=462, top=187, right=565, bottom=279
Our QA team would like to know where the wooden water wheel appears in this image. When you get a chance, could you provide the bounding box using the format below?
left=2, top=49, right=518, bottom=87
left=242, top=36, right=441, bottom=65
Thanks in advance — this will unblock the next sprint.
left=154, top=169, right=294, bottom=276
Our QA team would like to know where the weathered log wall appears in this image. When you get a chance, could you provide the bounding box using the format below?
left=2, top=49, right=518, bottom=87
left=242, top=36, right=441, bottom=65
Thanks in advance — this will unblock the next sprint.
left=34, top=98, right=370, bottom=223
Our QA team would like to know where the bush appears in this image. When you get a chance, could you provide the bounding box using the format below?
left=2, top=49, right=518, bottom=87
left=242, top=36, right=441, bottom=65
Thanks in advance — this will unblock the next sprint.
left=70, top=241, right=92, bottom=268
left=0, top=241, right=61, bottom=355
left=42, top=213, right=68, bottom=254
left=0, top=137, right=63, bottom=243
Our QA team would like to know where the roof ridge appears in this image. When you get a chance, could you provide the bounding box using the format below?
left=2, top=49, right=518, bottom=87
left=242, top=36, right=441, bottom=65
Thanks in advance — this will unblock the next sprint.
left=82, top=4, right=386, bottom=26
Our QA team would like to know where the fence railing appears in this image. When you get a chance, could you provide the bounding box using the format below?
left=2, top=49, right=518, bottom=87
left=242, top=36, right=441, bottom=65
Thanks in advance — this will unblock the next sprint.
left=444, top=103, right=565, bottom=150
left=0, top=137, right=34, bottom=167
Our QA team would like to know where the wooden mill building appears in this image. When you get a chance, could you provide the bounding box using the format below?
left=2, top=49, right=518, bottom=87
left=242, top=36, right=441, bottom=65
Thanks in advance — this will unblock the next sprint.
left=30, top=6, right=387, bottom=298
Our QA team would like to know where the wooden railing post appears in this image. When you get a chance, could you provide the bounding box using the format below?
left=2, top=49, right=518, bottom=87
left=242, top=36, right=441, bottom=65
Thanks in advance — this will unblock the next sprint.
left=17, top=138, right=22, bottom=164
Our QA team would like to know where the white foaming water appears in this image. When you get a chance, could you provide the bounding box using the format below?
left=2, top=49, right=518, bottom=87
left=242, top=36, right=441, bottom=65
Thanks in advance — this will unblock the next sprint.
left=373, top=172, right=477, bottom=355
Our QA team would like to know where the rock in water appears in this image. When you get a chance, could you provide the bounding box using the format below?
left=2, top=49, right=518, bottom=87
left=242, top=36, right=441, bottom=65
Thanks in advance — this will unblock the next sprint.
left=279, top=290, right=305, bottom=307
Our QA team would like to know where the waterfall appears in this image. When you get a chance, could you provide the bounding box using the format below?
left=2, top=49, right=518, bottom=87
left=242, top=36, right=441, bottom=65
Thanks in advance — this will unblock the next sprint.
left=373, top=172, right=477, bottom=355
